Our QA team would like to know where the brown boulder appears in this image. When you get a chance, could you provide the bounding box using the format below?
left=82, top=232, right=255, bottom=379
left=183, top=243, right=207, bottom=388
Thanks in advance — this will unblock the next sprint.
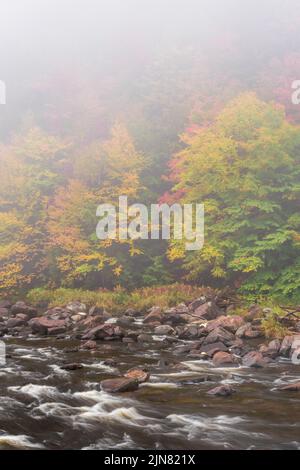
left=11, top=302, right=37, bottom=318
left=81, top=340, right=98, bottom=350
left=236, top=323, right=262, bottom=339
left=244, top=305, right=262, bottom=322
left=193, top=301, right=223, bottom=320
left=279, top=381, right=300, bottom=392
left=154, top=325, right=176, bottom=336
left=259, top=339, right=281, bottom=358
left=82, top=323, right=124, bottom=340
left=100, top=377, right=139, bottom=393
left=66, top=301, right=87, bottom=313
left=178, top=324, right=206, bottom=340
left=279, top=335, right=300, bottom=358
left=124, top=368, right=150, bottom=383
left=242, top=351, right=266, bottom=368
left=144, top=307, right=163, bottom=324
left=29, top=317, right=66, bottom=335
left=0, top=300, right=12, bottom=309
left=212, top=351, right=237, bottom=367
left=7, top=317, right=28, bottom=328
left=206, top=315, right=245, bottom=334
left=204, top=327, right=235, bottom=346
left=0, top=308, right=9, bottom=318
left=200, top=342, right=228, bottom=358
left=188, top=297, right=207, bottom=312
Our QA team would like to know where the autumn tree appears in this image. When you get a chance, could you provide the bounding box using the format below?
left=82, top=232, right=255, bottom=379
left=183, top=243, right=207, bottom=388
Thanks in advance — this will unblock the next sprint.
left=168, top=93, right=300, bottom=301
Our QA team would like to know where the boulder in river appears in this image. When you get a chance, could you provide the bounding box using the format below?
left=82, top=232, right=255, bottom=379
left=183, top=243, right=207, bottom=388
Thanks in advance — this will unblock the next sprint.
left=0, top=300, right=12, bottom=309
left=154, top=324, right=176, bottom=336
left=116, top=316, right=135, bottom=327
left=100, top=377, right=139, bottom=393
left=279, top=381, right=300, bottom=392
left=144, top=307, right=163, bottom=324
left=0, top=308, right=9, bottom=318
left=124, top=367, right=150, bottom=383
left=200, top=341, right=228, bottom=358
left=188, top=297, right=207, bottom=312
left=207, top=384, right=235, bottom=397
left=259, top=339, right=281, bottom=358
left=60, top=363, right=83, bottom=371
left=206, top=315, right=245, bottom=334
left=81, top=340, right=98, bottom=350
left=178, top=324, right=206, bottom=340
left=279, top=334, right=300, bottom=358
left=236, top=323, right=262, bottom=339
left=204, top=326, right=235, bottom=346
left=242, top=351, right=266, bottom=368
left=6, top=317, right=28, bottom=328
left=66, top=301, right=87, bottom=314
left=10, top=301, right=37, bottom=318
left=212, top=351, right=237, bottom=367
left=193, top=301, right=223, bottom=320
left=82, top=323, right=124, bottom=341
left=29, top=317, right=67, bottom=335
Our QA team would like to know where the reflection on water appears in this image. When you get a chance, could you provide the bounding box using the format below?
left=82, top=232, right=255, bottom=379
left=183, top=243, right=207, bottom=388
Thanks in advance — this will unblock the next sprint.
left=0, top=337, right=299, bottom=450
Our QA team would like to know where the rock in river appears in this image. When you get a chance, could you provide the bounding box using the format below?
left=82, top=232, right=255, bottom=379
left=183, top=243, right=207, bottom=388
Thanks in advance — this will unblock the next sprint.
left=124, top=367, right=150, bottom=383
left=279, top=381, right=300, bottom=392
left=207, top=385, right=235, bottom=397
left=212, top=351, right=237, bottom=367
left=100, top=377, right=139, bottom=393
left=242, top=351, right=266, bottom=368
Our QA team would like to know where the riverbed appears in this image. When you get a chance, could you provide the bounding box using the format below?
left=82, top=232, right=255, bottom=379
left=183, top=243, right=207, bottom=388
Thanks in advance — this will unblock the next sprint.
left=0, top=336, right=299, bottom=450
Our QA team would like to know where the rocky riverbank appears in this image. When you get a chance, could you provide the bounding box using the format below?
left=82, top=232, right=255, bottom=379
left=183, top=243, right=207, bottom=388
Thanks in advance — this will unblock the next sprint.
left=1, top=293, right=300, bottom=396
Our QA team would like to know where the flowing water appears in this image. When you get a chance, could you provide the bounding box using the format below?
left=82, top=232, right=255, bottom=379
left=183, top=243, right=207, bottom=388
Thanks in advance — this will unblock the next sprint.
left=0, top=335, right=299, bottom=450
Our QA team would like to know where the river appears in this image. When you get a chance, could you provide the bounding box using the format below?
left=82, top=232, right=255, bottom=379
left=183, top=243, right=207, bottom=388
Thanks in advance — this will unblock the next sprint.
left=0, top=335, right=299, bottom=450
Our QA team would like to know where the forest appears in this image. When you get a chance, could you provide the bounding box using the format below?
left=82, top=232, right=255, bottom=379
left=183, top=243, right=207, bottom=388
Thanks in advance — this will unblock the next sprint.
left=1, top=1, right=300, bottom=304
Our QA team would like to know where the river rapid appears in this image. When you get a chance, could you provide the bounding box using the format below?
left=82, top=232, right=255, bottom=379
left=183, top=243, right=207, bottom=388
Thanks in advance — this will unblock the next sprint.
left=0, top=334, right=300, bottom=450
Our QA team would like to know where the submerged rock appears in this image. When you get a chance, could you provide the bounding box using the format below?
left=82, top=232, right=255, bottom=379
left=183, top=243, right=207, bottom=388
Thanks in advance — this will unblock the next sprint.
left=100, top=377, right=139, bottom=393
left=279, top=381, right=300, bottom=392
left=60, top=363, right=83, bottom=371
left=207, top=384, right=235, bottom=397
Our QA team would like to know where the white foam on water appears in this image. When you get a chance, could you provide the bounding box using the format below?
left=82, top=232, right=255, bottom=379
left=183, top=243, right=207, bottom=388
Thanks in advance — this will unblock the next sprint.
left=166, top=413, right=267, bottom=446
left=72, top=390, right=132, bottom=406
left=0, top=434, right=44, bottom=449
left=31, top=401, right=76, bottom=419
left=47, top=364, right=70, bottom=377
left=154, top=370, right=202, bottom=379
left=9, top=384, right=58, bottom=400
left=83, top=362, right=117, bottom=373
left=180, top=360, right=210, bottom=372
left=82, top=433, right=137, bottom=450
left=140, top=382, right=179, bottom=389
